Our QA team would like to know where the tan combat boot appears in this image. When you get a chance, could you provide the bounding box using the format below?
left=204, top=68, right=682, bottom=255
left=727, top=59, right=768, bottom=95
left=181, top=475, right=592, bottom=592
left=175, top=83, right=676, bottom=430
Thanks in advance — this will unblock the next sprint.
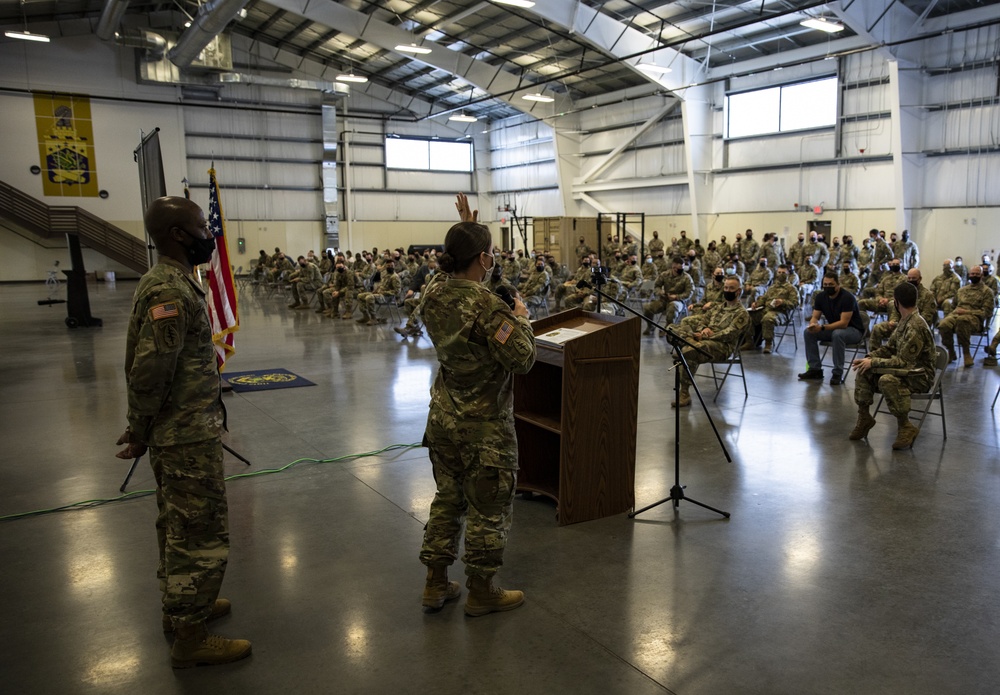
left=422, top=566, right=461, bottom=612
left=170, top=621, right=251, bottom=669
left=671, top=387, right=692, bottom=409
left=163, top=598, right=232, bottom=633
left=763, top=340, right=773, bottom=354
left=464, top=575, right=524, bottom=617
left=963, top=346, right=974, bottom=368
left=849, top=410, right=877, bottom=440
left=892, top=416, right=919, bottom=450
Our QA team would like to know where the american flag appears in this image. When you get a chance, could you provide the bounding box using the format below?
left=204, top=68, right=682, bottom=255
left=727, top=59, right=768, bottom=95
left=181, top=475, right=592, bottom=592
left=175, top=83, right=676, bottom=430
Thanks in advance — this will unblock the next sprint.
left=206, top=168, right=239, bottom=369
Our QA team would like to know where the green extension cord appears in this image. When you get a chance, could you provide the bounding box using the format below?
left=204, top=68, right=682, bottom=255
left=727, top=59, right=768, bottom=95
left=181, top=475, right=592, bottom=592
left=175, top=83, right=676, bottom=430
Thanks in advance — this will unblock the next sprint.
left=0, top=442, right=421, bottom=523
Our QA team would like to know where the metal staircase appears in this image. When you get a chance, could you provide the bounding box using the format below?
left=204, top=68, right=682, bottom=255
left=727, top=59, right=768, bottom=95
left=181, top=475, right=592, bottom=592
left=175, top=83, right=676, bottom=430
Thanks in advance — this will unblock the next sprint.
left=0, top=180, right=149, bottom=274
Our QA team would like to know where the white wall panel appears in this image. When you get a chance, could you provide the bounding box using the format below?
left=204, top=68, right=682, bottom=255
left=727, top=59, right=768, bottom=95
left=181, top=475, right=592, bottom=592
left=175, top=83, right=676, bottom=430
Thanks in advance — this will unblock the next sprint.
left=840, top=120, right=893, bottom=157
left=838, top=162, right=895, bottom=209
left=220, top=190, right=322, bottom=221
left=350, top=191, right=462, bottom=221
left=920, top=154, right=1000, bottom=207
left=584, top=187, right=689, bottom=216
left=922, top=105, right=1000, bottom=151
left=385, top=170, right=470, bottom=190
left=727, top=132, right=836, bottom=169
left=842, top=84, right=890, bottom=117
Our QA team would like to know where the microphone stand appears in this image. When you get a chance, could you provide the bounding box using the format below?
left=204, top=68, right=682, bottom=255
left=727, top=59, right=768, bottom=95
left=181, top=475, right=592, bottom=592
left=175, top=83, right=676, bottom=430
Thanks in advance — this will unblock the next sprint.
left=578, top=280, right=731, bottom=519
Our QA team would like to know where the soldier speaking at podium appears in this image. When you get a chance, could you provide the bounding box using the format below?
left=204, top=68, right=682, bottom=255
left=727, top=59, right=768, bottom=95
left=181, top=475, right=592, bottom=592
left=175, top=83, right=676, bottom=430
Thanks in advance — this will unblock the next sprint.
left=115, top=196, right=251, bottom=668
left=418, top=194, right=536, bottom=617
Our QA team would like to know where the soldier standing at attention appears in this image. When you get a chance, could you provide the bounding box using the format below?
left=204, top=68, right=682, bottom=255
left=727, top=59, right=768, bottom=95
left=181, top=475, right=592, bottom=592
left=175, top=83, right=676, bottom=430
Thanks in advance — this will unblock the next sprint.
left=419, top=194, right=536, bottom=617
left=115, top=196, right=250, bottom=668
left=849, top=281, right=936, bottom=450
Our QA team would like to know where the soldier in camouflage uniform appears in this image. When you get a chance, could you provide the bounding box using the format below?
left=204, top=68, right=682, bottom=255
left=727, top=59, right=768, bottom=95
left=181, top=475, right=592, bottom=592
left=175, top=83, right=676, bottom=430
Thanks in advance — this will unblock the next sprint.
left=745, top=258, right=773, bottom=299
left=868, top=229, right=894, bottom=284
left=115, top=197, right=250, bottom=668
left=931, top=259, right=962, bottom=315
left=519, top=258, right=551, bottom=302
left=356, top=261, right=402, bottom=326
left=858, top=259, right=907, bottom=315
left=419, top=214, right=535, bottom=617
left=574, top=236, right=593, bottom=264
left=850, top=282, right=936, bottom=450
left=321, top=258, right=355, bottom=318
left=839, top=263, right=861, bottom=295
left=288, top=255, right=323, bottom=309
left=672, top=276, right=750, bottom=407
left=647, top=231, right=665, bottom=258
left=869, top=269, right=938, bottom=348
left=643, top=257, right=693, bottom=334
left=619, top=255, right=643, bottom=293
left=892, top=231, right=919, bottom=270
left=395, top=262, right=443, bottom=338
left=939, top=265, right=994, bottom=366
left=748, top=265, right=798, bottom=353
left=554, top=260, right=592, bottom=310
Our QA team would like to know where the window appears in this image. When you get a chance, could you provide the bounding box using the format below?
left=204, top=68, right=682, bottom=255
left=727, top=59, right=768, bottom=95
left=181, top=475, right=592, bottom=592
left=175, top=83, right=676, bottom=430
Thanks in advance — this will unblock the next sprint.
left=726, top=76, right=838, bottom=139
left=385, top=137, right=473, bottom=172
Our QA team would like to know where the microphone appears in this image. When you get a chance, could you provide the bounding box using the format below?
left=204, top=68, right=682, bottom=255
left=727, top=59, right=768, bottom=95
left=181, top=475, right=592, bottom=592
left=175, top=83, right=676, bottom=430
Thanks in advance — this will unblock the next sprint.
left=494, top=285, right=516, bottom=309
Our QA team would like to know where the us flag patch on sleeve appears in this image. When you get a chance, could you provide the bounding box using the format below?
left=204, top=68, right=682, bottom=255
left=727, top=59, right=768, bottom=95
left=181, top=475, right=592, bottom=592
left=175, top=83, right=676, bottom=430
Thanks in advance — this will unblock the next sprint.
left=151, top=303, right=179, bottom=321
left=494, top=320, right=514, bottom=345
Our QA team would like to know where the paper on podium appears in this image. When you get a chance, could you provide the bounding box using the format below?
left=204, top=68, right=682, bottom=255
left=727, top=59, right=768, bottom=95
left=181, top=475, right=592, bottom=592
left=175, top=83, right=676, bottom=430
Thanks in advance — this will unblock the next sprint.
left=536, top=327, right=588, bottom=347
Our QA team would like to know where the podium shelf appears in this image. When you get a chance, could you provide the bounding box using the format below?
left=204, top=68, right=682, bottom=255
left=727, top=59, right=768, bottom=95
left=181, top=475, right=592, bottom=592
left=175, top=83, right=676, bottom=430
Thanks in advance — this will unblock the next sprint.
left=514, top=411, right=561, bottom=434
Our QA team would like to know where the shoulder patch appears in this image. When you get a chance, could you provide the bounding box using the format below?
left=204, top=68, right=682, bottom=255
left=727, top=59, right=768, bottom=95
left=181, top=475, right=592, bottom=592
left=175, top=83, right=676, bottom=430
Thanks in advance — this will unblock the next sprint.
left=151, top=302, right=179, bottom=321
left=494, top=320, right=514, bottom=345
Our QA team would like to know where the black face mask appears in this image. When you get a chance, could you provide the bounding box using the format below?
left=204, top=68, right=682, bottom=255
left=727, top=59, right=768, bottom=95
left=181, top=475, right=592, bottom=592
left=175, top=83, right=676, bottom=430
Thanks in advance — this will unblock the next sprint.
left=387, top=267, right=395, bottom=274
left=629, top=260, right=636, bottom=265
left=336, top=267, right=345, bottom=273
left=970, top=276, right=981, bottom=284
left=846, top=240, right=853, bottom=246
left=834, top=242, right=840, bottom=247
left=536, top=264, right=544, bottom=272
left=299, top=262, right=307, bottom=268
left=824, top=286, right=837, bottom=296
left=843, top=268, right=851, bottom=274
left=583, top=263, right=591, bottom=269
left=890, top=265, right=901, bottom=273
left=615, top=256, right=621, bottom=261
left=759, top=261, right=766, bottom=267
left=907, top=280, right=918, bottom=287
left=714, top=275, right=724, bottom=283
left=723, top=290, right=738, bottom=301
left=180, top=229, right=215, bottom=266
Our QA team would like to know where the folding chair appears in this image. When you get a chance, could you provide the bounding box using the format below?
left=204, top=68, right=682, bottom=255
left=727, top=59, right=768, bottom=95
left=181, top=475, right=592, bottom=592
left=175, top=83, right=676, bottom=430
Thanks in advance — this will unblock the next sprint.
left=772, top=310, right=798, bottom=353
left=374, top=290, right=403, bottom=323
left=992, top=382, right=1000, bottom=411
left=627, top=280, right=654, bottom=312
left=970, top=306, right=998, bottom=357
left=524, top=281, right=550, bottom=320
left=695, top=329, right=749, bottom=403
left=874, top=346, right=949, bottom=438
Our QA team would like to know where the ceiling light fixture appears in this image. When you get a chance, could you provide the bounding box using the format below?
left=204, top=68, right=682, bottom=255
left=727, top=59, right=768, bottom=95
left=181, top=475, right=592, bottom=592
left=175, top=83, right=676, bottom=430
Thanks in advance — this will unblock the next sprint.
left=336, top=72, right=368, bottom=83
left=449, top=113, right=478, bottom=122
left=395, top=43, right=432, bottom=55
left=492, top=0, right=536, bottom=7
left=5, top=30, right=50, bottom=42
left=522, top=93, right=554, bottom=103
left=800, top=17, right=845, bottom=33
left=6, top=0, right=49, bottom=43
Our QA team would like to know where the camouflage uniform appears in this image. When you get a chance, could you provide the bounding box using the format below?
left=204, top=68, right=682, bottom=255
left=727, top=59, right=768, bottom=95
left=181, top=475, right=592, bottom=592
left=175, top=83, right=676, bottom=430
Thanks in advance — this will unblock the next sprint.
left=124, top=257, right=228, bottom=627
left=931, top=270, right=961, bottom=315
left=749, top=278, right=798, bottom=344
left=357, top=271, right=402, bottom=322
left=892, top=240, right=920, bottom=270
left=678, top=301, right=750, bottom=387
left=869, top=284, right=938, bottom=349
left=675, top=236, right=694, bottom=255
left=321, top=267, right=354, bottom=317
left=419, top=278, right=535, bottom=577
left=939, top=281, right=995, bottom=351
left=554, top=264, right=591, bottom=310
left=400, top=271, right=447, bottom=333
left=786, top=240, right=806, bottom=270
left=520, top=267, right=550, bottom=301
left=289, top=262, right=322, bottom=307
left=619, top=262, right=643, bottom=292
left=858, top=271, right=907, bottom=314
left=803, top=240, right=829, bottom=269
left=839, top=271, right=861, bottom=295
left=854, top=312, right=936, bottom=416
left=643, top=269, right=693, bottom=330
left=746, top=264, right=773, bottom=298
left=647, top=237, right=665, bottom=258
left=738, top=237, right=760, bottom=266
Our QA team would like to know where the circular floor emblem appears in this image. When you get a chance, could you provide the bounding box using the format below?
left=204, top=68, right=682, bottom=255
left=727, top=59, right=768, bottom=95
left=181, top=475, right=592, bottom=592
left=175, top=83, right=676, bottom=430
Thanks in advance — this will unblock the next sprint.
left=229, top=373, right=298, bottom=385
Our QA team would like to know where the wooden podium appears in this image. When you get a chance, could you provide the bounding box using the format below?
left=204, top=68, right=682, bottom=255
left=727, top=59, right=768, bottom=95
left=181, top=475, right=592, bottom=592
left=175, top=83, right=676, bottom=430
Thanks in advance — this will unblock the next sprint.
left=513, top=308, right=641, bottom=525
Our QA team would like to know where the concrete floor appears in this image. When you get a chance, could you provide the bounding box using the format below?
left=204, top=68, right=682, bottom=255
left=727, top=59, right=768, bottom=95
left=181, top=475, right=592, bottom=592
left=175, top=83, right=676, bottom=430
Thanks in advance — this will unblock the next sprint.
left=2, top=279, right=1000, bottom=695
